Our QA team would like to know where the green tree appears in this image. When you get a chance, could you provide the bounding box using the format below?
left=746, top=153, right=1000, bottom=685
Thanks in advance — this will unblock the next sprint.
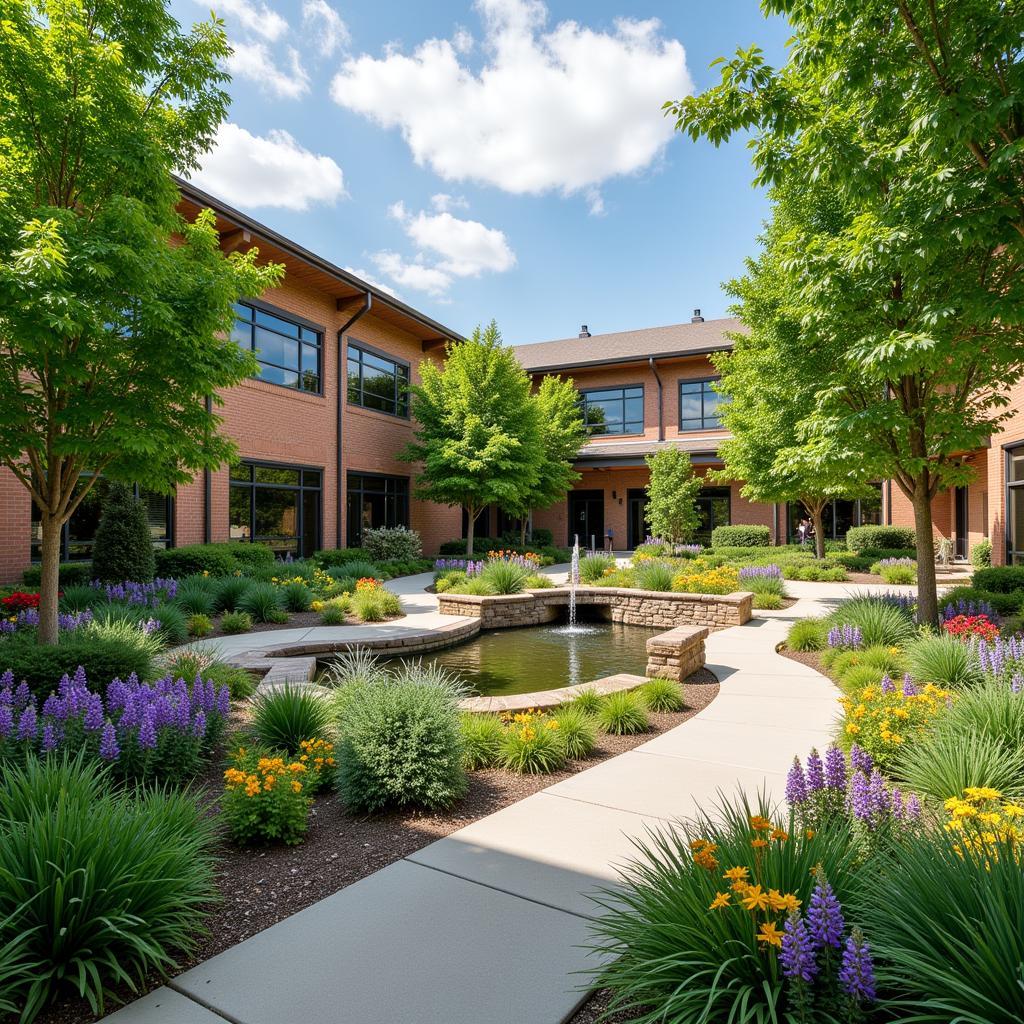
left=0, top=0, right=282, bottom=642
left=402, top=321, right=541, bottom=556
left=667, top=0, right=1024, bottom=623
left=91, top=482, right=156, bottom=584
left=713, top=189, right=875, bottom=560
left=505, top=374, right=586, bottom=545
left=645, top=446, right=703, bottom=546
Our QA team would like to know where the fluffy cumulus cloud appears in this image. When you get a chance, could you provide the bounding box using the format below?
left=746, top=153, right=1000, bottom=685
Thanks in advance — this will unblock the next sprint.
left=192, top=123, right=346, bottom=211
left=370, top=252, right=454, bottom=298
left=197, top=0, right=288, bottom=42
left=302, top=0, right=350, bottom=57
left=330, top=0, right=691, bottom=210
left=227, top=41, right=311, bottom=99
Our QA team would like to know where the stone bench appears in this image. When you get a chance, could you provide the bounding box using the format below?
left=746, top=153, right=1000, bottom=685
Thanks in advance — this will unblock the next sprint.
left=645, top=624, right=708, bottom=682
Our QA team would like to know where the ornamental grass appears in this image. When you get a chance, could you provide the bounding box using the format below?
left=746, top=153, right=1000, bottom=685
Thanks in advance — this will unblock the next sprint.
left=251, top=683, right=331, bottom=756
left=497, top=710, right=566, bottom=773
left=640, top=677, right=686, bottom=713
left=596, top=689, right=650, bottom=735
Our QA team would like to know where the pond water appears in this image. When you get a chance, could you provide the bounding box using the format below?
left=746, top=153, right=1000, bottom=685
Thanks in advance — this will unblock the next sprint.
left=382, top=619, right=664, bottom=697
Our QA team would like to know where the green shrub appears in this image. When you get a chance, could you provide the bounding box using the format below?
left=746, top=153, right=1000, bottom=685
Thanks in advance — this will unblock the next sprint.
left=228, top=543, right=276, bottom=570
left=827, top=596, right=916, bottom=648
left=187, top=613, right=213, bottom=638
left=786, top=617, right=828, bottom=652
left=314, top=546, right=370, bottom=567
left=449, top=576, right=493, bottom=596
left=0, top=755, right=217, bottom=1020
left=352, top=586, right=402, bottom=622
left=174, top=579, right=217, bottom=616
left=753, top=592, right=783, bottom=610
left=589, top=794, right=864, bottom=1024
left=222, top=745, right=312, bottom=846
left=970, top=539, right=992, bottom=569
left=433, top=570, right=465, bottom=593
left=783, top=561, right=848, bottom=582
left=938, top=678, right=1024, bottom=754
left=363, top=525, right=422, bottom=562
left=633, top=560, right=676, bottom=592
left=524, top=572, right=554, bottom=589
left=0, top=629, right=156, bottom=697
left=21, top=561, right=92, bottom=589
left=330, top=559, right=380, bottom=582
left=972, top=565, right=1024, bottom=593
left=460, top=712, right=505, bottom=769
left=220, top=610, right=253, bottom=634
left=213, top=575, right=254, bottom=613
left=851, top=644, right=909, bottom=680
left=479, top=559, right=531, bottom=595
left=894, top=728, right=1024, bottom=802
left=147, top=602, right=188, bottom=646
left=595, top=567, right=635, bottom=588
left=839, top=663, right=891, bottom=693
left=570, top=688, right=604, bottom=715
left=905, top=632, right=983, bottom=688
left=858, top=828, right=1024, bottom=1022
left=498, top=717, right=567, bottom=773
left=940, top=584, right=1023, bottom=616
left=320, top=598, right=350, bottom=625
left=550, top=705, right=597, bottom=759
left=597, top=690, right=650, bottom=735
left=58, top=584, right=97, bottom=612
left=579, top=553, right=616, bottom=583
left=90, top=482, right=156, bottom=584
left=165, top=649, right=256, bottom=700
left=281, top=579, right=313, bottom=612
left=155, top=544, right=239, bottom=578
left=710, top=524, right=770, bottom=548
left=238, top=581, right=285, bottom=623
left=252, top=684, right=331, bottom=755
left=640, top=677, right=686, bottom=712
left=335, top=667, right=467, bottom=813
left=876, top=560, right=917, bottom=585
left=845, top=524, right=916, bottom=553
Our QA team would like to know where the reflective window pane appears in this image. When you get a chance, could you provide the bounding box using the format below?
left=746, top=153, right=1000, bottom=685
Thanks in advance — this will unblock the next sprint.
left=347, top=344, right=409, bottom=416
left=581, top=386, right=644, bottom=436
left=678, top=378, right=729, bottom=431
left=235, top=303, right=321, bottom=392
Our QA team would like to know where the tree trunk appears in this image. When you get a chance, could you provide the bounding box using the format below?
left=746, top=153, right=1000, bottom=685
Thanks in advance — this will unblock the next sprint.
left=911, top=479, right=939, bottom=626
left=37, top=512, right=62, bottom=645
left=810, top=505, right=826, bottom=560
left=519, top=517, right=528, bottom=547
left=465, top=506, right=475, bottom=557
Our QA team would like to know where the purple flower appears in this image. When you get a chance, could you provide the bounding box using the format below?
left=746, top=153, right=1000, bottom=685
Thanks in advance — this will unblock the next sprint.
left=806, top=748, right=825, bottom=792
left=83, top=694, right=104, bottom=732
left=905, top=793, right=922, bottom=819
left=40, top=724, right=58, bottom=752
left=902, top=673, right=917, bottom=697
left=880, top=673, right=895, bottom=694
left=780, top=912, right=818, bottom=984
left=867, top=769, right=890, bottom=816
left=807, top=875, right=845, bottom=951
left=99, top=722, right=120, bottom=761
left=0, top=704, right=12, bottom=738
left=216, top=684, right=231, bottom=716
left=847, top=771, right=872, bottom=823
left=838, top=928, right=876, bottom=1003
left=137, top=712, right=157, bottom=750
left=824, top=745, right=847, bottom=790
left=1012, top=674, right=1022, bottom=694
left=16, top=705, right=37, bottom=742
left=786, top=758, right=808, bottom=806
left=13, top=682, right=30, bottom=708
left=849, top=743, right=873, bottom=775
left=192, top=710, right=207, bottom=737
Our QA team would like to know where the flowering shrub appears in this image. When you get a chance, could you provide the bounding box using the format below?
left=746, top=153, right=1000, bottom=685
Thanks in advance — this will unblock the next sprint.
left=827, top=624, right=863, bottom=650
left=296, top=737, right=336, bottom=792
left=839, top=674, right=952, bottom=769
left=943, top=613, right=999, bottom=643
left=355, top=576, right=382, bottom=592
left=486, top=549, right=541, bottom=569
left=0, top=591, right=40, bottom=614
left=435, top=557, right=485, bottom=577
left=941, top=596, right=1000, bottom=625
left=497, top=708, right=566, bottom=773
left=670, top=562, right=740, bottom=595
left=222, top=747, right=311, bottom=845
left=0, top=667, right=229, bottom=784
left=872, top=557, right=917, bottom=584
left=944, top=787, right=1024, bottom=866
left=90, top=578, right=178, bottom=606
left=272, top=568, right=336, bottom=596
left=0, top=607, right=94, bottom=635
left=972, top=634, right=1024, bottom=686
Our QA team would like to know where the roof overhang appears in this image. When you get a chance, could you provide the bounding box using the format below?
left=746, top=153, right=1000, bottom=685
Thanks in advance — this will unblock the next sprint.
left=519, top=344, right=733, bottom=375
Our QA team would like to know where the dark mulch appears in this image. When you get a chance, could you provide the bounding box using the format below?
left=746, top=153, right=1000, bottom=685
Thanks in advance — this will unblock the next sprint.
left=568, top=987, right=644, bottom=1024
left=778, top=646, right=827, bottom=674
left=37, top=673, right=719, bottom=1024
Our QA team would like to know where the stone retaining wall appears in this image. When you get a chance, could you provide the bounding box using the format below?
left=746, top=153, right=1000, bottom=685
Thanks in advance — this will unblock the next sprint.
left=645, top=625, right=708, bottom=683
left=437, top=586, right=752, bottom=630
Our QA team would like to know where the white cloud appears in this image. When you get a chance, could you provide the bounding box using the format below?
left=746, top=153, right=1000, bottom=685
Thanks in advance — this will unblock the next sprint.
left=430, top=193, right=469, bottom=213
left=227, top=41, right=310, bottom=99
left=342, top=267, right=401, bottom=299
left=193, top=123, right=346, bottom=211
left=371, top=252, right=453, bottom=298
left=390, top=201, right=516, bottom=276
left=198, top=0, right=288, bottom=42
left=330, top=0, right=691, bottom=204
left=303, top=0, right=350, bottom=57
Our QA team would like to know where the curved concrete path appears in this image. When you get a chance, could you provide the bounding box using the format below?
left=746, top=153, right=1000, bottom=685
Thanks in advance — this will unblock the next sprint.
left=104, top=579, right=855, bottom=1024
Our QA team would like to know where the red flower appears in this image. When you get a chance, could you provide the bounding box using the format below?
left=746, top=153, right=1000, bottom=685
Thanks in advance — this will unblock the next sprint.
left=942, top=614, right=999, bottom=643
left=0, top=591, right=41, bottom=614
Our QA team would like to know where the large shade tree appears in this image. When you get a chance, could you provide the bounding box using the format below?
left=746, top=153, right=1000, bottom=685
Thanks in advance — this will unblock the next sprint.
left=0, top=0, right=282, bottom=643
left=668, top=0, right=1024, bottom=624
left=713, top=188, right=876, bottom=560
left=402, top=321, right=541, bottom=556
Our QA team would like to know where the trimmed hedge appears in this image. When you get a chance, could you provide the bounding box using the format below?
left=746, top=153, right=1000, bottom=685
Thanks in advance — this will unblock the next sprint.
left=940, top=584, right=1024, bottom=616
left=154, top=542, right=274, bottom=578
left=971, top=566, right=1024, bottom=594
left=91, top=483, right=156, bottom=584
left=314, top=547, right=372, bottom=567
left=971, top=539, right=992, bottom=569
left=845, top=525, right=916, bottom=553
left=709, top=525, right=770, bottom=548
left=21, top=562, right=92, bottom=588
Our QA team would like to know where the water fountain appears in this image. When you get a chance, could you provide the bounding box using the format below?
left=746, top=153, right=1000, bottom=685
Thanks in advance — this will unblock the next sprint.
left=554, top=535, right=598, bottom=637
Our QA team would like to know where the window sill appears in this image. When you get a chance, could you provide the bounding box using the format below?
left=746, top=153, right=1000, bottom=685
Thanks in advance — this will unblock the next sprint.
left=346, top=402, right=412, bottom=423
left=239, top=377, right=326, bottom=402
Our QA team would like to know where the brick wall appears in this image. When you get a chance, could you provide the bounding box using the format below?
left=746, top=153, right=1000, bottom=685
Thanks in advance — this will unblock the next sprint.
left=0, top=468, right=30, bottom=583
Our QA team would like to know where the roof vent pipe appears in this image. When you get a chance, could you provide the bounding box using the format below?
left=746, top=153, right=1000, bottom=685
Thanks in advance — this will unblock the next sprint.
left=691, top=309, right=704, bottom=323
left=578, top=324, right=591, bottom=338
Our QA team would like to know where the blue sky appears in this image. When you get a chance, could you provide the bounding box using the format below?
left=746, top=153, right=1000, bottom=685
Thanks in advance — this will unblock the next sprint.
left=171, top=0, right=789, bottom=345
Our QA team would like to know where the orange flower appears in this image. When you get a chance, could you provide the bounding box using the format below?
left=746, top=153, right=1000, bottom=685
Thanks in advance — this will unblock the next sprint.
left=751, top=838, right=770, bottom=849
left=805, top=829, right=816, bottom=840
left=740, top=884, right=770, bottom=912
left=709, top=892, right=731, bottom=910
left=757, top=922, right=784, bottom=948
left=723, top=866, right=749, bottom=882
left=750, top=815, right=773, bottom=832
left=770, top=828, right=789, bottom=842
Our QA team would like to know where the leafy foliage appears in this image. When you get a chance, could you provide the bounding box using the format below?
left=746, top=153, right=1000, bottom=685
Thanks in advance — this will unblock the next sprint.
left=91, top=483, right=156, bottom=584
left=222, top=746, right=312, bottom=846
left=362, top=525, right=422, bottom=562
left=220, top=610, right=253, bottom=635
left=238, top=581, right=285, bottom=623
left=644, top=446, right=702, bottom=545
left=709, top=525, right=770, bottom=548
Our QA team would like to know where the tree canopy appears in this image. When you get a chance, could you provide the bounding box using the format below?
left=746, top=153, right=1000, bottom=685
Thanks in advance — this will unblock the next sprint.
left=645, top=446, right=703, bottom=546
left=668, top=0, right=1024, bottom=622
left=0, top=0, right=282, bottom=641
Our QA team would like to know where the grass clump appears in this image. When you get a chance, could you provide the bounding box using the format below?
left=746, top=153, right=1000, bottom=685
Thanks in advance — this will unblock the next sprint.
left=641, top=677, right=686, bottom=712
left=251, top=684, right=331, bottom=755
left=319, top=596, right=350, bottom=625
left=280, top=580, right=313, bottom=613
left=570, top=688, right=604, bottom=715
left=550, top=705, right=597, bottom=759
left=498, top=715, right=567, bottom=774
left=213, top=575, right=254, bottom=613
left=753, top=592, right=783, bottom=610
left=238, top=581, right=285, bottom=623
left=905, top=632, right=983, bottom=688
left=597, top=690, right=650, bottom=735
left=187, top=613, right=213, bottom=638
left=352, top=585, right=402, bottom=621
left=579, top=553, right=616, bottom=583
left=633, top=560, right=676, bottom=592
left=478, top=559, right=531, bottom=595
left=460, top=712, right=505, bottom=769
left=826, top=596, right=916, bottom=649
left=786, top=617, right=828, bottom=652
left=173, top=580, right=216, bottom=617
left=220, top=610, right=253, bottom=634
left=895, top=728, right=1024, bottom=802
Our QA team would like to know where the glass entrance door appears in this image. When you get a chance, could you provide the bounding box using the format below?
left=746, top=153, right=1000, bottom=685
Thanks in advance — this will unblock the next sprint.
left=568, top=489, right=604, bottom=549
left=955, top=486, right=968, bottom=560
left=627, top=489, right=648, bottom=548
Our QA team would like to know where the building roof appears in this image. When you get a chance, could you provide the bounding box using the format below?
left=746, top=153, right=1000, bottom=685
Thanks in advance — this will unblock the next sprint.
left=576, top=437, right=726, bottom=467
left=513, top=318, right=743, bottom=372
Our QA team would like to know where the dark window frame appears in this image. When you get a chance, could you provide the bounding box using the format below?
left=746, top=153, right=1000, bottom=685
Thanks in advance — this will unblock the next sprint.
left=346, top=339, right=411, bottom=419
left=678, top=376, right=726, bottom=431
left=346, top=471, right=410, bottom=548
left=233, top=299, right=324, bottom=395
left=695, top=485, right=731, bottom=544
left=229, top=459, right=322, bottom=558
left=579, top=384, right=645, bottom=437
left=1006, top=443, right=1024, bottom=564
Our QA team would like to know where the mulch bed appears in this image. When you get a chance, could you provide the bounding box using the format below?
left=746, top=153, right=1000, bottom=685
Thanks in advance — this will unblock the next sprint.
left=37, top=672, right=719, bottom=1024
left=778, top=646, right=827, bottom=674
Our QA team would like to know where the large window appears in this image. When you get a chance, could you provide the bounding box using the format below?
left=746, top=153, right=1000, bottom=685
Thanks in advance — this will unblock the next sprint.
left=1007, top=447, right=1024, bottom=564
left=31, top=477, right=171, bottom=562
left=580, top=385, right=644, bottom=436
left=230, top=462, right=322, bottom=558
left=347, top=343, right=410, bottom=417
left=232, top=302, right=322, bottom=393
left=695, top=486, right=731, bottom=544
left=786, top=485, right=884, bottom=543
left=679, top=378, right=727, bottom=431
left=347, top=473, right=409, bottom=547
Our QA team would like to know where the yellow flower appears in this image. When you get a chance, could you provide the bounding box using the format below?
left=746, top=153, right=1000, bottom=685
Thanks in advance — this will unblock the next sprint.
left=845, top=723, right=861, bottom=735
left=723, top=866, right=749, bottom=882
left=805, top=829, right=816, bottom=840
left=749, top=815, right=773, bottom=832
left=741, top=885, right=770, bottom=912
left=709, top=892, right=732, bottom=910
left=965, top=786, right=1002, bottom=802
left=751, top=838, right=769, bottom=849
left=757, top=922, right=784, bottom=947
left=291, top=780, right=303, bottom=793
left=777, top=892, right=801, bottom=913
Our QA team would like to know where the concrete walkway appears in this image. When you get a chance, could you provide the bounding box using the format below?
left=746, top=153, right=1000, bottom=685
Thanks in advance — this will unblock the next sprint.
left=105, top=580, right=851, bottom=1024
